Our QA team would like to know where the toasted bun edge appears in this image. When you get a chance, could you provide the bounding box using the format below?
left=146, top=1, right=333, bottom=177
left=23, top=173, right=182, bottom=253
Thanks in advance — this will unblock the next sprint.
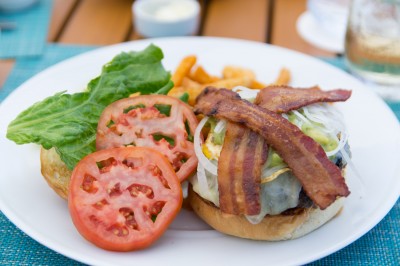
left=40, top=147, right=72, bottom=200
left=188, top=185, right=344, bottom=241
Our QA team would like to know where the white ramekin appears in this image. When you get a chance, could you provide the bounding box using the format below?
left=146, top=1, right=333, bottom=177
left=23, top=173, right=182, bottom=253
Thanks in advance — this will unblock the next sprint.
left=133, top=0, right=200, bottom=38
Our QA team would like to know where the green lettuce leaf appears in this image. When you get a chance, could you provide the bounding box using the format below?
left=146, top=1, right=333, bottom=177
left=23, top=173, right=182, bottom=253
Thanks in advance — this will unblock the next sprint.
left=7, top=44, right=173, bottom=169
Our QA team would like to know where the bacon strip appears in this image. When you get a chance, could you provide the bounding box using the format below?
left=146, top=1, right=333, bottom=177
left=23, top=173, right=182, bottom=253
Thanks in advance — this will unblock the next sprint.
left=194, top=87, right=350, bottom=210
left=217, top=85, right=351, bottom=215
left=218, top=122, right=268, bottom=215
left=255, top=85, right=352, bottom=113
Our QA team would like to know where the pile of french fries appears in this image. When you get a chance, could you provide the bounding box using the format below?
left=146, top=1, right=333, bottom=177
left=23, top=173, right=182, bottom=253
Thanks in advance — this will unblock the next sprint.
left=168, top=55, right=291, bottom=105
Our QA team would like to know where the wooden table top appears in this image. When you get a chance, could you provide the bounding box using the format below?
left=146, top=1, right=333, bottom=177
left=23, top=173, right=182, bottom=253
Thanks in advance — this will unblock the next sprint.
left=0, top=0, right=337, bottom=88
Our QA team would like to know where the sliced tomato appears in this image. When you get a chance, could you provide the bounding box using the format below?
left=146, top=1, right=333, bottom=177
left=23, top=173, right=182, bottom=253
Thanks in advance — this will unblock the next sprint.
left=68, top=147, right=182, bottom=251
left=96, top=95, right=199, bottom=182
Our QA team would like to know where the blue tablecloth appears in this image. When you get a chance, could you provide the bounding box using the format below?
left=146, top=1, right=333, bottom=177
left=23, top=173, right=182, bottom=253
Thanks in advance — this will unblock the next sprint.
left=0, top=0, right=53, bottom=58
left=0, top=44, right=399, bottom=265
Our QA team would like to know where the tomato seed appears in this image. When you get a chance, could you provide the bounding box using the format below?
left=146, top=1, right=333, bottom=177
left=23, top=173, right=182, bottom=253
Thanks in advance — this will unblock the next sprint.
left=81, top=174, right=98, bottom=194
left=120, top=208, right=139, bottom=230
left=143, top=201, right=166, bottom=222
left=118, top=116, right=129, bottom=126
left=108, top=182, right=122, bottom=197
left=157, top=175, right=170, bottom=189
left=128, top=221, right=139, bottom=230
left=108, top=124, right=119, bottom=135
left=148, top=164, right=162, bottom=175
left=92, top=199, right=109, bottom=210
left=151, top=201, right=166, bottom=215
left=122, top=157, right=141, bottom=168
left=89, top=215, right=102, bottom=226
left=127, top=184, right=154, bottom=199
left=97, top=157, right=117, bottom=173
left=120, top=207, right=133, bottom=216
left=108, top=224, right=129, bottom=237
left=172, top=152, right=188, bottom=170
left=139, top=107, right=164, bottom=120
left=135, top=129, right=143, bottom=138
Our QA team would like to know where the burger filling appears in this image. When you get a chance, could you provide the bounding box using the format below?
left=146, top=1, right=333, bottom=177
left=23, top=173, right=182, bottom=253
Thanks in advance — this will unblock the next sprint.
left=191, top=87, right=351, bottom=224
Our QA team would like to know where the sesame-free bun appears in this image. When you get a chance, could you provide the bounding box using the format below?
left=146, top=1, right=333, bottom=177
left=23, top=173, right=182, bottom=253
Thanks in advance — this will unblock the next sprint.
left=188, top=185, right=344, bottom=241
left=40, top=147, right=72, bottom=200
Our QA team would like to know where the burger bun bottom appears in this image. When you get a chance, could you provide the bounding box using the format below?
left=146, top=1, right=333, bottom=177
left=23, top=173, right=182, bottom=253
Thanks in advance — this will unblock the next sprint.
left=40, top=147, right=72, bottom=200
left=188, top=185, right=344, bottom=241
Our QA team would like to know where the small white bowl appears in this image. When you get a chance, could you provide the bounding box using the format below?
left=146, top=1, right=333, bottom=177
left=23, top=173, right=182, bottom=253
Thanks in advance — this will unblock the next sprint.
left=133, top=0, right=200, bottom=38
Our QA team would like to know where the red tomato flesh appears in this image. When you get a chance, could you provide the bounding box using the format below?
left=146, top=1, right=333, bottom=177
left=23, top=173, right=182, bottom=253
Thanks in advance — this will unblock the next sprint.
left=96, top=95, right=198, bottom=182
left=68, top=147, right=182, bottom=251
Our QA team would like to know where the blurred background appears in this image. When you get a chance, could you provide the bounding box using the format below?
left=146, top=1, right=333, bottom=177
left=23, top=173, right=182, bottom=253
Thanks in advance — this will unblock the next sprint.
left=0, top=0, right=345, bottom=89
left=0, top=0, right=343, bottom=53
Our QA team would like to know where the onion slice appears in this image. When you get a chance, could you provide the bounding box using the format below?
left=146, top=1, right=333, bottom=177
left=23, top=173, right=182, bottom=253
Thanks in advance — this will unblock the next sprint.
left=194, top=117, right=218, bottom=176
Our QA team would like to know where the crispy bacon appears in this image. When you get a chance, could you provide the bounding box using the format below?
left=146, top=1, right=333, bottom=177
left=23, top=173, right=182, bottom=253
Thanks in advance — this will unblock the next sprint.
left=218, top=85, right=351, bottom=215
left=194, top=87, right=350, bottom=210
left=218, top=122, right=268, bottom=215
left=255, top=85, right=352, bottom=113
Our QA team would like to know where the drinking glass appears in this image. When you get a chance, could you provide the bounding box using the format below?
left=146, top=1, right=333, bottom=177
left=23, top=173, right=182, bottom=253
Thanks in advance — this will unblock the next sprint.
left=345, top=0, right=400, bottom=100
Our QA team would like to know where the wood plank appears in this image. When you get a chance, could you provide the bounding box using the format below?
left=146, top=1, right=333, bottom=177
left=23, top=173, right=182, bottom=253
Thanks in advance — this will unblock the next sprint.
left=0, top=60, right=15, bottom=89
left=270, top=0, right=335, bottom=56
left=47, top=0, right=79, bottom=42
left=58, top=0, right=133, bottom=45
left=202, top=0, right=270, bottom=42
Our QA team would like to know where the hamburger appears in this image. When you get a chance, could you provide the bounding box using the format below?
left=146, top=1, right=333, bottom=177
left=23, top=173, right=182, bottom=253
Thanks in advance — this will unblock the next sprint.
left=40, top=147, right=72, bottom=200
left=188, top=85, right=352, bottom=240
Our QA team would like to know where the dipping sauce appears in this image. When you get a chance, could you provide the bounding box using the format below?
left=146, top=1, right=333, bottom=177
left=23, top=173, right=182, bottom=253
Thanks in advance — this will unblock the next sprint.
left=153, top=1, right=196, bottom=22
left=133, top=0, right=200, bottom=37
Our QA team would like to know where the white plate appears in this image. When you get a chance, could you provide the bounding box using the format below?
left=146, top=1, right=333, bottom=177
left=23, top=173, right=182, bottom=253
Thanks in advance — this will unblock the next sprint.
left=0, top=37, right=399, bottom=266
left=297, top=11, right=345, bottom=53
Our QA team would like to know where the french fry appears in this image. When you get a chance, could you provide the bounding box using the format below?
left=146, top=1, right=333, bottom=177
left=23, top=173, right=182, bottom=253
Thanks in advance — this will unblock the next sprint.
left=250, top=80, right=267, bottom=89
left=182, top=77, right=204, bottom=105
left=168, top=78, right=205, bottom=106
left=207, top=77, right=253, bottom=90
left=169, top=55, right=293, bottom=106
left=171, top=55, right=197, bottom=87
left=182, top=76, right=202, bottom=88
left=189, top=65, right=220, bottom=84
left=272, top=67, right=291, bottom=85
left=167, top=86, right=186, bottom=99
left=222, top=66, right=256, bottom=80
